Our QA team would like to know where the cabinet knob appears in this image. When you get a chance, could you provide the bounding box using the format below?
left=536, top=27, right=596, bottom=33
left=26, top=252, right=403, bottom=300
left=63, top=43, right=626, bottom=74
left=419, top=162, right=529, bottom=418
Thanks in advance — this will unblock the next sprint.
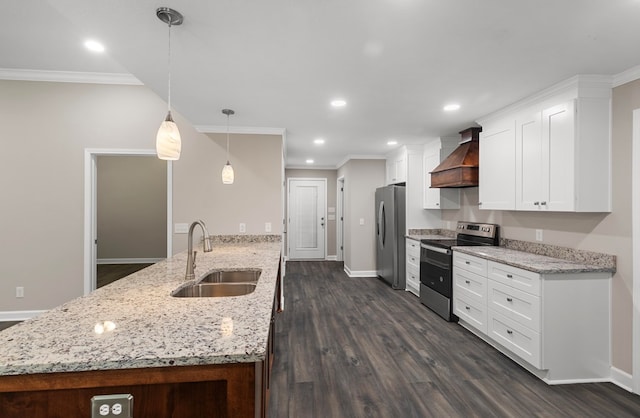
left=541, top=201, right=547, bottom=206
left=534, top=201, right=540, bottom=206
left=465, top=280, right=471, bottom=284
left=478, top=202, right=482, bottom=206
left=506, top=297, right=513, bottom=302
left=465, top=261, right=470, bottom=265
left=507, top=330, right=513, bottom=335
left=465, top=306, right=471, bottom=311
left=506, top=274, right=513, bottom=278
left=436, top=203, right=440, bottom=206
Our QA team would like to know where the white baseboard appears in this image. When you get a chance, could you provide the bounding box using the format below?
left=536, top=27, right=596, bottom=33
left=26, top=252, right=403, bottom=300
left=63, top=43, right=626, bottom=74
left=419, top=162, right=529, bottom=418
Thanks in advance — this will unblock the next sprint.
left=344, top=266, right=377, bottom=278
left=611, top=366, right=634, bottom=392
left=97, top=258, right=164, bottom=265
left=326, top=255, right=337, bottom=261
left=0, top=310, right=46, bottom=322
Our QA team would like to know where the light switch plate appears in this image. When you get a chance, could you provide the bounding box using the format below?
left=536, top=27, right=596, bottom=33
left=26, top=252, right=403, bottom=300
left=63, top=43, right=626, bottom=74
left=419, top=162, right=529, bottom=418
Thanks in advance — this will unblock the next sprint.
left=359, top=218, right=365, bottom=225
left=239, top=223, right=246, bottom=233
left=535, top=229, right=543, bottom=241
left=265, top=222, right=272, bottom=232
left=91, top=394, right=133, bottom=418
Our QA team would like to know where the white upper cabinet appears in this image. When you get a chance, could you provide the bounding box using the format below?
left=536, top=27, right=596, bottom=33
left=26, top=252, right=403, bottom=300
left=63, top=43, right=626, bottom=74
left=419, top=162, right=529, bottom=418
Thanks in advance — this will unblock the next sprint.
left=478, top=75, right=612, bottom=213
left=386, top=147, right=408, bottom=185
left=478, top=119, right=516, bottom=210
left=423, top=139, right=460, bottom=209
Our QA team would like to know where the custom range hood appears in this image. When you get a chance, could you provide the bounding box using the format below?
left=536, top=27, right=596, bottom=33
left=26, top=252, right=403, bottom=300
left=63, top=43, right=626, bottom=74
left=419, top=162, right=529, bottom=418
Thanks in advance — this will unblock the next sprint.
left=430, top=127, right=481, bottom=188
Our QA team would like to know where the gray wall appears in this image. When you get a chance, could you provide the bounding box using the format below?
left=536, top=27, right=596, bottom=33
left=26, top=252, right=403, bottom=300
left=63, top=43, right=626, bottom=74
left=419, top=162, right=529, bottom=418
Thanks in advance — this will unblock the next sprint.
left=337, top=159, right=386, bottom=273
left=0, top=79, right=282, bottom=312
left=97, top=155, right=167, bottom=260
left=442, top=78, right=640, bottom=374
left=284, top=169, right=338, bottom=257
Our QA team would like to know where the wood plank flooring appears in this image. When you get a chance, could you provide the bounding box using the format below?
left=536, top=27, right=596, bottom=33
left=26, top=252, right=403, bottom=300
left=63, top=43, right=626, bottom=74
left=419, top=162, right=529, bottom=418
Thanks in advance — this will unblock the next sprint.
left=97, top=263, right=153, bottom=288
left=269, top=261, right=640, bottom=418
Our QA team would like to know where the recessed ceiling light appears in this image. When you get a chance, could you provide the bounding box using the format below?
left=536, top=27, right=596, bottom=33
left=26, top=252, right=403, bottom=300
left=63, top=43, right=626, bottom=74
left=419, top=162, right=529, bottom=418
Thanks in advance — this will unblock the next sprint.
left=443, top=103, right=461, bottom=112
left=330, top=99, right=347, bottom=108
left=306, top=159, right=315, bottom=164
left=387, top=140, right=398, bottom=146
left=314, top=138, right=325, bottom=145
left=84, top=39, right=105, bottom=53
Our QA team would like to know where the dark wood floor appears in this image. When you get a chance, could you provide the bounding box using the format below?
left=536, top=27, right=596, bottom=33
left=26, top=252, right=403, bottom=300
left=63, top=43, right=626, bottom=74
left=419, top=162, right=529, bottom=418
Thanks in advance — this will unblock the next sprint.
left=269, top=261, right=640, bottom=418
left=97, top=263, right=153, bottom=288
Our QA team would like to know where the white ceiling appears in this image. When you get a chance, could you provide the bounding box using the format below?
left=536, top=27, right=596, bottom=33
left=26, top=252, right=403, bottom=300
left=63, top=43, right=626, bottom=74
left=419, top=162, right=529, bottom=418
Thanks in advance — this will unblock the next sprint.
left=2, top=1, right=640, bottom=168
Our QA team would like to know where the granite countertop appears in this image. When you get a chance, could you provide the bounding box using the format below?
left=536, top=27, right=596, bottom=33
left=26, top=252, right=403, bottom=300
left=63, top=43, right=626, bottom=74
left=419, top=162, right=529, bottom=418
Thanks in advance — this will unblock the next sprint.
left=0, top=241, right=281, bottom=377
left=453, top=246, right=615, bottom=274
left=406, top=234, right=451, bottom=242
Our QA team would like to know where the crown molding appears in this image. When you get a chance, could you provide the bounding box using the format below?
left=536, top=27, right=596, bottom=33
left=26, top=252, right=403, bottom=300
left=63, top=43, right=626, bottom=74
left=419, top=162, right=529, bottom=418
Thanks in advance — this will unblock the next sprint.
left=335, top=154, right=386, bottom=169
left=0, top=68, right=142, bottom=85
left=613, top=65, right=640, bottom=88
left=195, top=125, right=285, bottom=135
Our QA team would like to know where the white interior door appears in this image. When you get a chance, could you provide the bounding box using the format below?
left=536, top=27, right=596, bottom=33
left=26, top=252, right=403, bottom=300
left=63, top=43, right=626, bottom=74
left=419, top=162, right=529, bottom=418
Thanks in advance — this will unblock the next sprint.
left=288, top=178, right=326, bottom=259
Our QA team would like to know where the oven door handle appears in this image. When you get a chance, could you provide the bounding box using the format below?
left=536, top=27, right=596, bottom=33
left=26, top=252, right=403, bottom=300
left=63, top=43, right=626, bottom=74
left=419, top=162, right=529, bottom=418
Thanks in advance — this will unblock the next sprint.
left=420, top=243, right=452, bottom=255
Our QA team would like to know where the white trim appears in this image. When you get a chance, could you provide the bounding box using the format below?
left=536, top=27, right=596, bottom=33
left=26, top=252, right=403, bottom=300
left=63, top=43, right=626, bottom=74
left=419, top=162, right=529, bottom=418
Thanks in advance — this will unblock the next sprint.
left=97, top=258, right=164, bottom=265
left=195, top=125, right=285, bottom=135
left=344, top=266, right=377, bottom=278
left=613, top=65, right=640, bottom=88
left=0, top=68, right=142, bottom=85
left=477, top=74, right=613, bottom=125
left=286, top=165, right=338, bottom=170
left=337, top=176, right=345, bottom=262
left=611, top=367, right=635, bottom=393
left=633, top=109, right=640, bottom=394
left=84, top=149, right=172, bottom=295
left=0, top=310, right=47, bottom=322
left=326, top=255, right=337, bottom=261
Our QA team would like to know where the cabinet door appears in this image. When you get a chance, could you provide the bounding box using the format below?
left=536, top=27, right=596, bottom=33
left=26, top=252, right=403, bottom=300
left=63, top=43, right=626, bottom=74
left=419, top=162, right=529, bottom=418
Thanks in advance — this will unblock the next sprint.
left=396, top=153, right=407, bottom=183
left=515, top=110, right=543, bottom=210
left=479, top=119, right=516, bottom=210
left=543, top=101, right=575, bottom=211
left=386, top=159, right=396, bottom=185
left=423, top=150, right=441, bottom=208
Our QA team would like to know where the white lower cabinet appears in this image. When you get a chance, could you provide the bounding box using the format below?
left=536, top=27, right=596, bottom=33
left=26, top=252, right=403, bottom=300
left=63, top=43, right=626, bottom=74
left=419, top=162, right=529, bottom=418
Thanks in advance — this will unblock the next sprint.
left=453, top=251, right=611, bottom=384
left=405, top=239, right=420, bottom=296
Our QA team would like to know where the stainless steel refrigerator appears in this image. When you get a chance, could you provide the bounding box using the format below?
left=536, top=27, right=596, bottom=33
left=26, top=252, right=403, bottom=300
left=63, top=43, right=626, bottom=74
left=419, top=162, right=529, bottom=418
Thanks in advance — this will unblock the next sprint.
left=375, top=185, right=406, bottom=289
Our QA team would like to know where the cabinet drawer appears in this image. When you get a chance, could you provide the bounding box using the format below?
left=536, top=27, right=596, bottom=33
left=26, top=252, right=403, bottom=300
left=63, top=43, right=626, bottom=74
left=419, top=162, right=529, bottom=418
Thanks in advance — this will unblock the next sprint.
left=406, top=239, right=420, bottom=256
left=453, top=252, right=487, bottom=276
left=406, top=268, right=420, bottom=287
left=406, top=261, right=419, bottom=277
left=488, top=261, right=540, bottom=296
left=488, top=280, right=540, bottom=332
left=453, top=268, right=486, bottom=303
left=453, top=294, right=487, bottom=334
left=488, top=310, right=541, bottom=369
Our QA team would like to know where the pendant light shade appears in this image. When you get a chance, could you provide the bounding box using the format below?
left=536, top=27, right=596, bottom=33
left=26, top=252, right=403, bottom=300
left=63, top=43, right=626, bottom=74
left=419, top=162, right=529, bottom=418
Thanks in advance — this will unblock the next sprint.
left=156, top=111, right=181, bottom=160
left=156, top=7, right=183, bottom=161
left=221, top=109, right=235, bottom=184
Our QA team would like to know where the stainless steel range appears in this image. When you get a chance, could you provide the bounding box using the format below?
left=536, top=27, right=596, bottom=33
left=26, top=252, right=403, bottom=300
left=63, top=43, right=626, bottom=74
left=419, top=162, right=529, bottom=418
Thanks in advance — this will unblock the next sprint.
left=419, top=221, right=499, bottom=321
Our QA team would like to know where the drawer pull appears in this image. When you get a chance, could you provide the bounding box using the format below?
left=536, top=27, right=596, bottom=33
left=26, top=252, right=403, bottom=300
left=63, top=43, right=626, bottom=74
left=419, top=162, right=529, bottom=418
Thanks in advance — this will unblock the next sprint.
left=506, top=297, right=513, bottom=302
left=507, top=330, right=513, bottom=335
left=465, top=280, right=471, bottom=284
left=465, top=261, right=471, bottom=265
left=506, top=274, right=513, bottom=278
left=465, top=306, right=471, bottom=311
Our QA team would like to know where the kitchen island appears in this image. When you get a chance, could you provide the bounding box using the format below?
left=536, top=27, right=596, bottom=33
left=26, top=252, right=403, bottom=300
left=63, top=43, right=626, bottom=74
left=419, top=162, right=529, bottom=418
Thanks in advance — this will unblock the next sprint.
left=0, top=239, right=282, bottom=418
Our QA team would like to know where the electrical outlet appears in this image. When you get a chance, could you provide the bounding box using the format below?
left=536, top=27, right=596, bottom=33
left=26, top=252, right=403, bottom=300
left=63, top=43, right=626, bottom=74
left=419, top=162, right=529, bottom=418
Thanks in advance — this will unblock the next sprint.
left=535, top=229, right=543, bottom=241
left=91, top=394, right=133, bottom=417
left=359, top=218, right=365, bottom=225
left=16, top=287, right=24, bottom=298
left=265, top=222, right=272, bottom=232
left=239, top=223, right=246, bottom=233
left=174, top=223, right=189, bottom=234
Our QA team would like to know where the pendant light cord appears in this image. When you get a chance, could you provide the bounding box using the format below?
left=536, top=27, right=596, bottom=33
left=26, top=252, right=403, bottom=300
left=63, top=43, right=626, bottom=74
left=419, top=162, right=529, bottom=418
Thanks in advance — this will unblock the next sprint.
left=226, top=113, right=230, bottom=162
left=167, top=20, right=172, bottom=113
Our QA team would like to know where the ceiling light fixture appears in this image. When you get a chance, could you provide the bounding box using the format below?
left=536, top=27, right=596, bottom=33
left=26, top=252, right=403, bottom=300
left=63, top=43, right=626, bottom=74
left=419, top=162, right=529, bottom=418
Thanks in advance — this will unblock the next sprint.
left=330, top=99, right=347, bottom=108
left=84, top=40, right=105, bottom=53
left=443, top=103, right=461, bottom=112
left=387, top=140, right=398, bottom=146
left=314, top=138, right=325, bottom=145
left=221, top=109, right=235, bottom=185
left=155, top=7, right=183, bottom=161
left=306, top=159, right=315, bottom=164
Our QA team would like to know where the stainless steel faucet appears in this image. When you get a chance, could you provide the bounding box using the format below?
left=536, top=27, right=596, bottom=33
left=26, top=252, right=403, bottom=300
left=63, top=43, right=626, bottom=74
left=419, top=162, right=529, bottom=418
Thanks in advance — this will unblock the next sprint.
left=185, top=220, right=213, bottom=280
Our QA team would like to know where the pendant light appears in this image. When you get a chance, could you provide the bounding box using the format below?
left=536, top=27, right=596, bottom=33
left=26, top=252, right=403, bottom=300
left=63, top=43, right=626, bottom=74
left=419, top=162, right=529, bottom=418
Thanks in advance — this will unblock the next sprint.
left=221, top=109, right=235, bottom=184
left=156, top=7, right=183, bottom=161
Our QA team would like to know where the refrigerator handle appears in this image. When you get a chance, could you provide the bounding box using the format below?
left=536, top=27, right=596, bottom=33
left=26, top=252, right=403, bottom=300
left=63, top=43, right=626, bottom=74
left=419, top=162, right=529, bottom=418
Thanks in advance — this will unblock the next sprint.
left=378, top=201, right=386, bottom=247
